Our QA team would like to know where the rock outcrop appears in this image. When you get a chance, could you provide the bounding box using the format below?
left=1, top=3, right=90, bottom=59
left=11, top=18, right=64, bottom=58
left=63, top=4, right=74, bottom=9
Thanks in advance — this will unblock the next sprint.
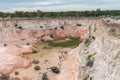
left=0, top=45, right=33, bottom=74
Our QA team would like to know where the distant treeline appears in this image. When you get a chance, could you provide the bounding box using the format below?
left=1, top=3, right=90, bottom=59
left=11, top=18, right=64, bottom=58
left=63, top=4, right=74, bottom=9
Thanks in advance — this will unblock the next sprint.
left=0, top=9, right=120, bottom=18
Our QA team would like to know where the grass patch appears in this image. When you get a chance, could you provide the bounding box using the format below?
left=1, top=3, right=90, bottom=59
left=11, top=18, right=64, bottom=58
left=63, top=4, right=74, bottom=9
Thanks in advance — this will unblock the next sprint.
left=46, top=38, right=81, bottom=48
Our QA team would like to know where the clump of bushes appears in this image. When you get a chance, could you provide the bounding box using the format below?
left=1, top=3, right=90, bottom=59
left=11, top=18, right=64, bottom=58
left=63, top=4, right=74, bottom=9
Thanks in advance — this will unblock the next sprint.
left=0, top=74, right=10, bottom=80
left=50, top=66, right=60, bottom=74
left=34, top=66, right=40, bottom=70
left=42, top=73, right=49, bottom=80
left=86, top=53, right=96, bottom=67
left=14, top=24, right=23, bottom=29
left=32, top=60, right=40, bottom=64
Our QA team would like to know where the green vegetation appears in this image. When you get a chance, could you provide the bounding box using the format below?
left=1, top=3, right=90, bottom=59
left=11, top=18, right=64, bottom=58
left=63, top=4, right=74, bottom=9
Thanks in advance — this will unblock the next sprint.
left=86, top=53, right=96, bottom=67
left=0, top=9, right=120, bottom=18
left=83, top=75, right=92, bottom=80
left=34, top=66, right=40, bottom=70
left=50, top=66, right=60, bottom=74
left=84, top=38, right=92, bottom=47
left=32, top=60, right=40, bottom=64
left=42, top=73, right=49, bottom=80
left=46, top=38, right=81, bottom=48
left=83, top=75, right=89, bottom=80
left=0, top=74, right=10, bottom=80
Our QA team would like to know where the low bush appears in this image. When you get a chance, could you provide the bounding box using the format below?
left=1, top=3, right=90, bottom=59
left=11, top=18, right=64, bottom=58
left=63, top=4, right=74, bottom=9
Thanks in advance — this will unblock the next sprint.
left=32, top=50, right=38, bottom=54
left=32, top=60, right=40, bottom=64
left=42, top=73, right=49, bottom=80
left=84, top=38, right=92, bottom=47
left=86, top=53, right=96, bottom=67
left=76, top=24, right=82, bottom=26
left=15, top=71, right=19, bottom=75
left=50, top=66, right=60, bottom=74
left=60, top=26, right=64, bottom=30
left=34, top=66, right=40, bottom=70
left=0, top=74, right=10, bottom=80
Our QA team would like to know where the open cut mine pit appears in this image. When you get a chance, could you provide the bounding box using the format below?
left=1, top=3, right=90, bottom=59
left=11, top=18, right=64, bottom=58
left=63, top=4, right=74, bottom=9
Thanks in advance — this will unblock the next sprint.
left=0, top=18, right=119, bottom=80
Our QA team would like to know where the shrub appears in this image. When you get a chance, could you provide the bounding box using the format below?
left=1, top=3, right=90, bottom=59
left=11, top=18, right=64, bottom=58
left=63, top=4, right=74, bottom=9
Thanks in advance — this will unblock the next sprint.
left=83, top=75, right=92, bottom=80
left=17, top=26, right=22, bottom=29
left=15, top=24, right=18, bottom=27
left=76, top=24, right=82, bottom=26
left=50, top=35, right=54, bottom=38
left=4, top=44, right=7, bottom=47
left=15, top=71, right=19, bottom=75
left=32, top=50, right=38, bottom=54
left=32, top=60, right=40, bottom=64
left=60, top=26, right=64, bottom=30
left=84, top=38, right=92, bottom=47
left=26, top=43, right=30, bottom=45
left=86, top=53, right=96, bottom=67
left=42, top=73, right=49, bottom=80
left=40, top=26, right=43, bottom=28
left=83, top=75, right=89, bottom=80
left=34, top=66, right=40, bottom=70
left=50, top=66, right=60, bottom=74
left=0, top=74, right=10, bottom=80
left=54, top=27, right=57, bottom=30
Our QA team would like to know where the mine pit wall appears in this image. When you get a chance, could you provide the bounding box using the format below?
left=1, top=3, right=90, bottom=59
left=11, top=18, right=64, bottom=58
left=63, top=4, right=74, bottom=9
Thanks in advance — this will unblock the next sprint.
left=76, top=19, right=120, bottom=80
left=0, top=18, right=102, bottom=47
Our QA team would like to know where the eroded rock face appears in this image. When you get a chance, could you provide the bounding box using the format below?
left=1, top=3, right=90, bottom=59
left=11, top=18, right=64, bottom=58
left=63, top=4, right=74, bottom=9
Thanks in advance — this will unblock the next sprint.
left=0, top=19, right=89, bottom=46
left=77, top=21, right=120, bottom=80
left=0, top=45, right=33, bottom=74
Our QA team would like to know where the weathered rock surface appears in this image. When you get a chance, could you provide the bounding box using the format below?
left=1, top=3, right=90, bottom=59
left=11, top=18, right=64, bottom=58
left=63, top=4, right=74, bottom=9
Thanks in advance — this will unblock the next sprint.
left=0, top=45, right=33, bottom=74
